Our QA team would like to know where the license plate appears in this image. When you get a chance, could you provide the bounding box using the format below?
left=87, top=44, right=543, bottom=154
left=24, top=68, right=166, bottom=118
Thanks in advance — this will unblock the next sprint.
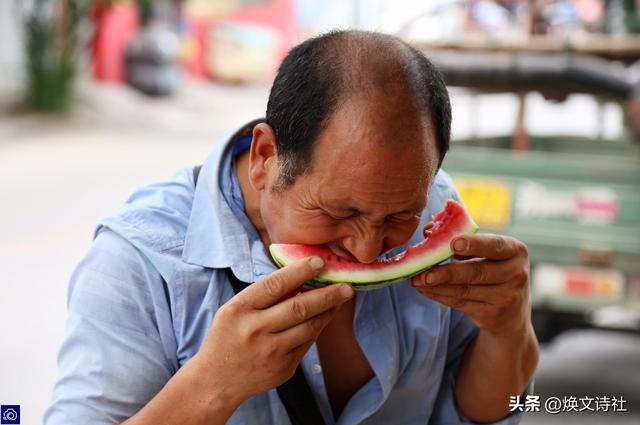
left=453, top=178, right=512, bottom=229
left=533, top=264, right=625, bottom=301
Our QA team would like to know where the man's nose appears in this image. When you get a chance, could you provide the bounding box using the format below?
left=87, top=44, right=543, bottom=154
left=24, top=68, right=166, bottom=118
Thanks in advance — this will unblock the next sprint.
left=342, top=228, right=385, bottom=264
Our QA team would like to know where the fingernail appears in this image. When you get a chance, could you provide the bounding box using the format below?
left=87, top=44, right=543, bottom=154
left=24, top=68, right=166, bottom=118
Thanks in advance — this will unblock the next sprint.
left=426, top=271, right=438, bottom=285
left=453, top=238, right=468, bottom=253
left=309, top=256, right=324, bottom=270
left=339, top=284, right=354, bottom=299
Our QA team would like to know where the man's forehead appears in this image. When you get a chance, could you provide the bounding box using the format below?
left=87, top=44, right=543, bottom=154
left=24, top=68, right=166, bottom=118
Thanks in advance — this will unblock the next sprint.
left=311, top=128, right=437, bottom=177
left=307, top=156, right=433, bottom=211
left=356, top=89, right=427, bottom=118
left=323, top=193, right=428, bottom=213
left=314, top=95, right=436, bottom=154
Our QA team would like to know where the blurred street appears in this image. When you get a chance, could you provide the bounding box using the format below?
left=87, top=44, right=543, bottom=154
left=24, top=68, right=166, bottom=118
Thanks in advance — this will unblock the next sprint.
left=1, top=79, right=638, bottom=425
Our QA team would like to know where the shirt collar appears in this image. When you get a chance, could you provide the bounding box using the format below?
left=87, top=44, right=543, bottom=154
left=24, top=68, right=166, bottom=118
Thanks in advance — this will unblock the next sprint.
left=182, top=119, right=264, bottom=282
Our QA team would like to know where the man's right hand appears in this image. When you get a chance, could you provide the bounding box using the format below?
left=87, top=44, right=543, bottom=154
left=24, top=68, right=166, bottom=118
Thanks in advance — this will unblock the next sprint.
left=123, top=256, right=353, bottom=425
left=192, top=256, right=353, bottom=410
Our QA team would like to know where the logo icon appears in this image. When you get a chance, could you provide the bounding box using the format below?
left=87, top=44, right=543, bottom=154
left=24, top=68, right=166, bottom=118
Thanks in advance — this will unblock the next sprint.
left=1, top=405, right=20, bottom=424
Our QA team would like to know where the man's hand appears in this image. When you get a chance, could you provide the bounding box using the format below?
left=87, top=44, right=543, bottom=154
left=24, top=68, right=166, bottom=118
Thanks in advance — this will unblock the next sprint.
left=411, top=229, right=539, bottom=423
left=194, top=256, right=354, bottom=408
left=123, top=256, right=353, bottom=425
left=411, top=232, right=531, bottom=337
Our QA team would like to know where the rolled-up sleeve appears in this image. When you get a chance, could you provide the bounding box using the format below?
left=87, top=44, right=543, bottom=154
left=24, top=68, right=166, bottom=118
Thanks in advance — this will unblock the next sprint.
left=44, top=230, right=177, bottom=425
left=429, top=309, right=528, bottom=425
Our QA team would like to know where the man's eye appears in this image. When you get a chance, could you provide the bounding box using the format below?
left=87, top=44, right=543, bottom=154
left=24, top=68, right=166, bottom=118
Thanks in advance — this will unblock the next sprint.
left=388, top=213, right=420, bottom=223
left=328, top=213, right=353, bottom=220
left=326, top=210, right=356, bottom=220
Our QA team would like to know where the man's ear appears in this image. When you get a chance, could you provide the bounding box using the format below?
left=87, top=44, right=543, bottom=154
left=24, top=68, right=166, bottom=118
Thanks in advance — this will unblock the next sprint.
left=248, top=122, right=278, bottom=192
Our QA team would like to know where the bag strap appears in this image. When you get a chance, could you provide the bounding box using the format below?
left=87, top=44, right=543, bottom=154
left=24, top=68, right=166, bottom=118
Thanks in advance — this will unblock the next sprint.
left=224, top=269, right=326, bottom=425
left=192, top=164, right=202, bottom=185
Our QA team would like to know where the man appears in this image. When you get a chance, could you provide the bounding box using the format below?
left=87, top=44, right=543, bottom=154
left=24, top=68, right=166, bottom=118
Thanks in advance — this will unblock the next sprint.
left=45, top=30, right=538, bottom=425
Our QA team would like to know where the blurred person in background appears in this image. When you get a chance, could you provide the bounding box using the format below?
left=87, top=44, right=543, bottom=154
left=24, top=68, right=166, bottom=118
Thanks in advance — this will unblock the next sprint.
left=44, top=30, right=538, bottom=425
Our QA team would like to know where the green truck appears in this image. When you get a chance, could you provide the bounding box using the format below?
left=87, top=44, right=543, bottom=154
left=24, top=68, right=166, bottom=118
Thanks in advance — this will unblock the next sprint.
left=433, top=51, right=640, bottom=342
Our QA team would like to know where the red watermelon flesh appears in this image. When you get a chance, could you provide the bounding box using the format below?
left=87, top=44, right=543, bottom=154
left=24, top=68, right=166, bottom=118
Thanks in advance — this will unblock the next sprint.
left=269, top=199, right=479, bottom=290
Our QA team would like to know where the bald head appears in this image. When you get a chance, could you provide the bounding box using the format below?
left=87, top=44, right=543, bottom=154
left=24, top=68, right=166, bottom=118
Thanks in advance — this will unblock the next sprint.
left=266, top=30, right=451, bottom=188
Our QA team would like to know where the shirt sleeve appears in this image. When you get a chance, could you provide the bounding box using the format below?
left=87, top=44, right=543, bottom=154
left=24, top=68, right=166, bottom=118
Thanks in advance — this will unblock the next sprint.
left=44, top=229, right=177, bottom=425
left=428, top=309, right=530, bottom=425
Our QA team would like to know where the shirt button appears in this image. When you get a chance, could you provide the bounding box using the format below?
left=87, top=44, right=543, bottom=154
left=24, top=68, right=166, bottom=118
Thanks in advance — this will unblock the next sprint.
left=312, top=363, right=322, bottom=374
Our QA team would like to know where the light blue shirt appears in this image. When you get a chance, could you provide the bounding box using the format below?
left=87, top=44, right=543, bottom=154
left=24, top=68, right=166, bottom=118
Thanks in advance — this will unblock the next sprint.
left=45, top=127, right=526, bottom=425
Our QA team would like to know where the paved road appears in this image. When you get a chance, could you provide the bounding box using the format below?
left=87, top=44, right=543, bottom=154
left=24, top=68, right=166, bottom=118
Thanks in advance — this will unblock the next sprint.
left=1, top=80, right=636, bottom=425
left=521, top=330, right=640, bottom=425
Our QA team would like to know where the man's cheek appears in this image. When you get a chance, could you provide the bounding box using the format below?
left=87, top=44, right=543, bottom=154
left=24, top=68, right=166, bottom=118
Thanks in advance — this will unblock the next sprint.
left=384, top=225, right=419, bottom=252
left=280, top=220, right=343, bottom=245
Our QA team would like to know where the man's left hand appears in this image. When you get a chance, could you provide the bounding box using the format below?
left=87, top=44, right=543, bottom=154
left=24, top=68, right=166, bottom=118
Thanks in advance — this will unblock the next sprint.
left=411, top=233, right=531, bottom=337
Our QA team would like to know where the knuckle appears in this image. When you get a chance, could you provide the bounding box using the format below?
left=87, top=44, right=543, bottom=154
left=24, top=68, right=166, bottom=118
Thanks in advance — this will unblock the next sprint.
left=469, top=261, right=487, bottom=284
left=511, top=264, right=529, bottom=285
left=263, top=341, right=280, bottom=358
left=494, top=236, right=506, bottom=254
left=307, top=316, right=323, bottom=333
left=324, top=290, right=340, bottom=308
left=264, top=275, right=285, bottom=299
left=249, top=321, right=266, bottom=339
left=243, top=325, right=260, bottom=344
left=517, top=242, right=529, bottom=258
left=219, top=300, right=243, bottom=318
left=291, top=299, right=308, bottom=322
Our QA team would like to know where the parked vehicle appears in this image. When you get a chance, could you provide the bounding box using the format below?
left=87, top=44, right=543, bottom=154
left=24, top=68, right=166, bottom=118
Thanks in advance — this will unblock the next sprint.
left=432, top=50, right=640, bottom=342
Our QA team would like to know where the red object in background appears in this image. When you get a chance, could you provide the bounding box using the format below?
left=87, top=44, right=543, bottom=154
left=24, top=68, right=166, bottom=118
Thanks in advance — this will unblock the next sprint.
left=91, top=3, right=139, bottom=82
left=91, top=0, right=297, bottom=82
left=181, top=16, right=209, bottom=78
left=182, top=0, right=297, bottom=79
left=565, top=271, right=593, bottom=296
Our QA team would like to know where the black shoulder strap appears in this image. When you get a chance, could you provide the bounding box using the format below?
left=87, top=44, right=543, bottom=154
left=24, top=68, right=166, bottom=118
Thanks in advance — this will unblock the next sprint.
left=224, top=269, right=326, bottom=425
left=192, top=164, right=202, bottom=185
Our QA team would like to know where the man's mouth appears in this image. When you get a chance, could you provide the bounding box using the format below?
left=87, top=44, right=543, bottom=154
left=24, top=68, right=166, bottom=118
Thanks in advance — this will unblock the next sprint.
left=326, top=243, right=399, bottom=263
left=326, top=245, right=359, bottom=262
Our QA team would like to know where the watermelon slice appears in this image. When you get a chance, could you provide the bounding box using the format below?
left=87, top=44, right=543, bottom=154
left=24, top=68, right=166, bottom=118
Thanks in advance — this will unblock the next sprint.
left=269, top=199, right=479, bottom=290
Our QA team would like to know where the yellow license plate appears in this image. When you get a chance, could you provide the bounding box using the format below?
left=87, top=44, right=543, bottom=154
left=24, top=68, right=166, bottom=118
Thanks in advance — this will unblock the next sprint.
left=454, top=178, right=512, bottom=229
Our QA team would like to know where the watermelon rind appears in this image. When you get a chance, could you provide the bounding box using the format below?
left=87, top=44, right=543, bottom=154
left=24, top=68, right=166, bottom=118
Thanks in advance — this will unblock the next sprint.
left=269, top=203, right=479, bottom=291
left=298, top=222, right=478, bottom=291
